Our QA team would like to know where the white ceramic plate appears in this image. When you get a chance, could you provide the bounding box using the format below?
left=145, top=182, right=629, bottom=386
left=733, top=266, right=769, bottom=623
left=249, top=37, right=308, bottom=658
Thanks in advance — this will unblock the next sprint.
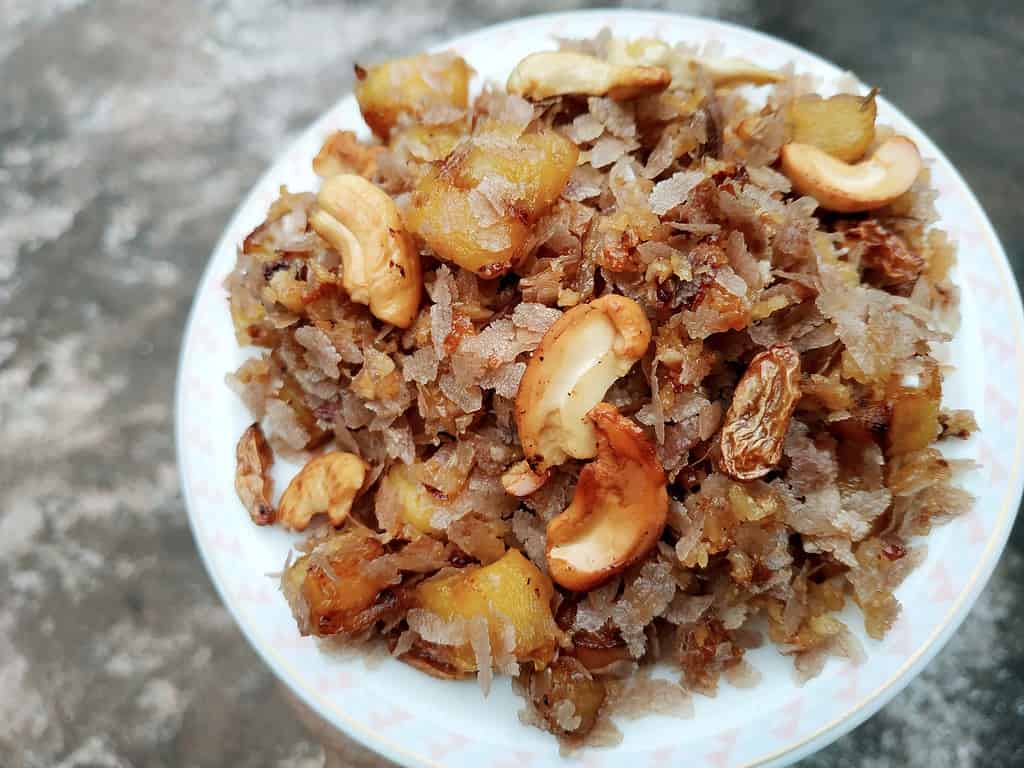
left=175, top=10, right=1024, bottom=768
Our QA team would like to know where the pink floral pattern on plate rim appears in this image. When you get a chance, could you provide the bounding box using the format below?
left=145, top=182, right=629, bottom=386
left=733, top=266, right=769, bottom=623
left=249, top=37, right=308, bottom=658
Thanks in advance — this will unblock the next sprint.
left=174, top=11, right=1024, bottom=768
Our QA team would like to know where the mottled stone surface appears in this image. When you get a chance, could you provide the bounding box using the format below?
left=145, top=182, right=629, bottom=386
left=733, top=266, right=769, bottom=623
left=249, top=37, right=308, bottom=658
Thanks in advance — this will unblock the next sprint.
left=1, top=1, right=1022, bottom=767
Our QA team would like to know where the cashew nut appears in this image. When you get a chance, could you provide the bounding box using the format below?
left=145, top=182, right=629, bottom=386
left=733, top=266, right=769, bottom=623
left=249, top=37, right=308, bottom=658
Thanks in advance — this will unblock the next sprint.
left=515, top=294, right=652, bottom=471
left=779, top=136, right=922, bottom=213
left=310, top=174, right=422, bottom=328
left=546, top=404, right=668, bottom=592
left=697, top=57, right=785, bottom=87
left=278, top=450, right=368, bottom=531
left=606, top=37, right=783, bottom=88
left=507, top=51, right=671, bottom=101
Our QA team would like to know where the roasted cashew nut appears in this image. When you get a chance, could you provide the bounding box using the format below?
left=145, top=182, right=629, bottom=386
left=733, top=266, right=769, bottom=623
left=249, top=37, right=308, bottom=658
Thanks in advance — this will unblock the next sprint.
left=507, top=51, right=671, bottom=101
left=515, top=294, right=652, bottom=472
left=310, top=174, right=422, bottom=328
left=278, top=450, right=368, bottom=531
left=779, top=136, right=922, bottom=213
left=606, top=37, right=783, bottom=88
left=696, top=57, right=785, bottom=87
left=546, top=404, right=668, bottom=592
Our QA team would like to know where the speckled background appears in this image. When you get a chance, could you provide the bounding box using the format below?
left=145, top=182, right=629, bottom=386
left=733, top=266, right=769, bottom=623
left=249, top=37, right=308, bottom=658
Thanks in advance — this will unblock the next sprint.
left=2, top=2, right=1022, bottom=767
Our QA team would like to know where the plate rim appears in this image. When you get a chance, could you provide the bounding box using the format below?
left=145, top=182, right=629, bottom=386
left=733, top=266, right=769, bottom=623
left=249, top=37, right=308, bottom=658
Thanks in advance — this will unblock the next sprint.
left=174, top=9, right=1024, bottom=768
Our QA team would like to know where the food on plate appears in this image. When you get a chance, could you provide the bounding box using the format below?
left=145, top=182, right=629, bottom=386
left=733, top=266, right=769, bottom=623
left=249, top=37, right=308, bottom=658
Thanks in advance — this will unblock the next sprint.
left=404, top=121, right=579, bottom=278
left=277, top=450, right=368, bottom=531
left=717, top=343, right=801, bottom=480
left=520, top=656, right=608, bottom=736
left=224, top=31, right=975, bottom=744
left=515, top=294, right=652, bottom=471
left=603, top=36, right=783, bottom=88
left=234, top=422, right=276, bottom=525
left=403, top=548, right=560, bottom=681
left=545, top=403, right=669, bottom=591
left=354, top=52, right=472, bottom=139
left=507, top=51, right=672, bottom=101
left=310, top=173, right=422, bottom=328
left=780, top=136, right=922, bottom=213
left=785, top=90, right=878, bottom=163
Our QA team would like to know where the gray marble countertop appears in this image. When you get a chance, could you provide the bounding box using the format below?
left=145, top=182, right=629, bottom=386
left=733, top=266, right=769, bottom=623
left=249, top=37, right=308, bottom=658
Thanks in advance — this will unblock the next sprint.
left=2, top=1, right=1022, bottom=766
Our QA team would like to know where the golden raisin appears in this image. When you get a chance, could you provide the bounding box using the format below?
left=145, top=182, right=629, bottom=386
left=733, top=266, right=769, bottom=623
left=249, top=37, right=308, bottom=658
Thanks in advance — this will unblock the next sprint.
left=718, top=344, right=802, bottom=480
left=234, top=423, right=275, bottom=525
